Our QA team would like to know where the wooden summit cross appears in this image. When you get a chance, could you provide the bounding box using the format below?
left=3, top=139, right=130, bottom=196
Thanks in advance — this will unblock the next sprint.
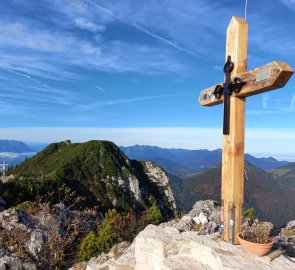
left=198, top=16, right=294, bottom=244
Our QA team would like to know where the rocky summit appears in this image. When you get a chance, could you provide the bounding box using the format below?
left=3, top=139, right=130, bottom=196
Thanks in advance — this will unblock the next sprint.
left=73, top=200, right=295, bottom=270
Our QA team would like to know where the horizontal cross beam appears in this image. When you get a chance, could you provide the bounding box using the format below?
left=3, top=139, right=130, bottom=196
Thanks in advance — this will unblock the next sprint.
left=199, top=61, right=294, bottom=107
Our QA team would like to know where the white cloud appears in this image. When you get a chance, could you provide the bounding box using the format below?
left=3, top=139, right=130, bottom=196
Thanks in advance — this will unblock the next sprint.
left=74, top=17, right=105, bottom=32
left=0, top=152, right=36, bottom=158
left=77, top=92, right=194, bottom=110
left=278, top=0, right=295, bottom=11
left=0, top=19, right=189, bottom=78
left=247, top=93, right=295, bottom=115
left=0, top=127, right=294, bottom=161
left=0, top=23, right=71, bottom=53
left=213, top=65, right=223, bottom=71
left=94, top=85, right=107, bottom=93
left=131, top=23, right=199, bottom=57
left=1, top=69, right=77, bottom=106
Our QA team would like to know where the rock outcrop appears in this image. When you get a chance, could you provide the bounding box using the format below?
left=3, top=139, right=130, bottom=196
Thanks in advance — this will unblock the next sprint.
left=77, top=200, right=295, bottom=270
left=161, top=200, right=221, bottom=234
left=77, top=224, right=295, bottom=270
left=0, top=204, right=101, bottom=269
left=275, top=220, right=295, bottom=257
left=0, top=255, right=37, bottom=270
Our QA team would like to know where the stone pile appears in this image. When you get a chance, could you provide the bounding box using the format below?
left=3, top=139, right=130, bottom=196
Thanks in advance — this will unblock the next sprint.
left=160, top=200, right=221, bottom=234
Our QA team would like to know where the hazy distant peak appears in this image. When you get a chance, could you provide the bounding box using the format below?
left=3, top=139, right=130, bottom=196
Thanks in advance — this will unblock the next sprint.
left=0, top=140, right=34, bottom=153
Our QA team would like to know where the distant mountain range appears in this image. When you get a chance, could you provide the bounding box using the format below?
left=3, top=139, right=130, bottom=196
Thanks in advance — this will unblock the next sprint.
left=0, top=140, right=34, bottom=153
left=0, top=140, right=37, bottom=167
left=1, top=139, right=294, bottom=227
left=120, top=145, right=289, bottom=175
left=0, top=141, right=289, bottom=173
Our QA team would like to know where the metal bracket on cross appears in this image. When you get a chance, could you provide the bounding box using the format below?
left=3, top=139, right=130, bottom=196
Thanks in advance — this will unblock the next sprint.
left=212, top=55, right=246, bottom=135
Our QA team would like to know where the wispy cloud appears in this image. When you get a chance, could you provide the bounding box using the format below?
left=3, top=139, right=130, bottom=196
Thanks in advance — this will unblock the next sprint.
left=3, top=69, right=75, bottom=104
left=249, top=93, right=295, bottom=115
left=213, top=65, right=223, bottom=71
left=94, top=85, right=107, bottom=93
left=74, top=17, right=105, bottom=33
left=131, top=23, right=199, bottom=57
left=1, top=0, right=293, bottom=81
left=77, top=92, right=194, bottom=110
left=278, top=0, right=295, bottom=11
left=249, top=13, right=295, bottom=58
left=77, top=1, right=200, bottom=57
left=0, top=10, right=189, bottom=79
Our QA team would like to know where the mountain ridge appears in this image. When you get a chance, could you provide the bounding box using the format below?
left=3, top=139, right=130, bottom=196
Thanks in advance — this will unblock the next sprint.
left=8, top=140, right=176, bottom=219
left=120, top=145, right=289, bottom=175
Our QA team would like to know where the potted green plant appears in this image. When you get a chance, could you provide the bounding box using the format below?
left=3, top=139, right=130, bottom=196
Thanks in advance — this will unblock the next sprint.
left=238, top=219, right=274, bottom=256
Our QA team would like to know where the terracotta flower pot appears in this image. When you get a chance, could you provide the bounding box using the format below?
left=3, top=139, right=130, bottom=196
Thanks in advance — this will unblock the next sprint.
left=237, top=234, right=274, bottom=256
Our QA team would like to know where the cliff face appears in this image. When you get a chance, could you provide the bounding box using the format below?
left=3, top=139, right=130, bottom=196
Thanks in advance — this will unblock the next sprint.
left=143, top=161, right=176, bottom=209
left=9, top=140, right=176, bottom=217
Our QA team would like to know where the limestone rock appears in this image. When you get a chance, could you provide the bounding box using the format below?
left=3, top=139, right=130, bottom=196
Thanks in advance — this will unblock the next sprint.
left=143, top=161, right=176, bottom=210
left=27, top=229, right=46, bottom=258
left=0, top=205, right=101, bottom=268
left=175, top=215, right=193, bottom=232
left=128, top=174, right=142, bottom=201
left=198, top=212, right=208, bottom=224
left=83, top=224, right=295, bottom=270
left=0, top=208, right=34, bottom=230
left=83, top=242, right=135, bottom=270
left=0, top=255, right=36, bottom=270
left=188, top=200, right=220, bottom=220
left=161, top=200, right=221, bottom=235
left=275, top=220, right=295, bottom=257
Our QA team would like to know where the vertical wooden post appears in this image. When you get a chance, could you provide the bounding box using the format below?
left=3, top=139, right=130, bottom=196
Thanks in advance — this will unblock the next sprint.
left=222, top=17, right=248, bottom=244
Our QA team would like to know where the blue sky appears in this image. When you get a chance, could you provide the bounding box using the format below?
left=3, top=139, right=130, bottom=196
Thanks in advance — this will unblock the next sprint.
left=0, top=0, right=295, bottom=160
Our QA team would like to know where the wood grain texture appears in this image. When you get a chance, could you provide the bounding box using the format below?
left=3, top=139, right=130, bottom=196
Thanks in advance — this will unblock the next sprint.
left=198, top=61, right=294, bottom=106
left=197, top=16, right=294, bottom=245
left=221, top=16, right=247, bottom=244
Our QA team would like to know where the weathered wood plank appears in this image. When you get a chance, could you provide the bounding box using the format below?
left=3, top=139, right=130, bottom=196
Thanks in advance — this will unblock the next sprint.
left=221, top=16, right=247, bottom=244
left=199, top=61, right=294, bottom=107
